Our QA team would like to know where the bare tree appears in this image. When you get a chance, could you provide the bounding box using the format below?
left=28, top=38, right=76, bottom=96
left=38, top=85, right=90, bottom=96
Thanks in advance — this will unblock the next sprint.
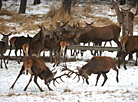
left=62, top=0, right=72, bottom=15
left=33, top=0, right=40, bottom=5
left=18, top=0, right=27, bottom=14
left=0, top=0, right=2, bottom=10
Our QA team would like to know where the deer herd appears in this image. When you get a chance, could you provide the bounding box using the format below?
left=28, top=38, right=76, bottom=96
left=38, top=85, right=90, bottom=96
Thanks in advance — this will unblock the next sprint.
left=0, top=1, right=138, bottom=92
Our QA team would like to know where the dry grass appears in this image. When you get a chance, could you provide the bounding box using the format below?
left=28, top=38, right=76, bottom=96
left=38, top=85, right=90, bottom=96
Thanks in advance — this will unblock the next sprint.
left=0, top=9, right=14, bottom=16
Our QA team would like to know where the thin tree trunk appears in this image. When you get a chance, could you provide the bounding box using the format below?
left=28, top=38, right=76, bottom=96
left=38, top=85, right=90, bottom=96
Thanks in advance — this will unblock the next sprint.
left=62, top=0, right=72, bottom=15
left=0, top=0, right=2, bottom=10
left=18, top=0, right=27, bottom=14
left=33, top=0, right=40, bottom=5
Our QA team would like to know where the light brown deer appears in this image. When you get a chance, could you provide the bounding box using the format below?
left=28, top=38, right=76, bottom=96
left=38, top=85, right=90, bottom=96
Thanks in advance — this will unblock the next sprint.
left=111, top=1, right=134, bottom=37
left=62, top=56, right=119, bottom=86
left=118, top=36, right=138, bottom=70
left=10, top=57, right=69, bottom=91
left=0, top=32, right=12, bottom=69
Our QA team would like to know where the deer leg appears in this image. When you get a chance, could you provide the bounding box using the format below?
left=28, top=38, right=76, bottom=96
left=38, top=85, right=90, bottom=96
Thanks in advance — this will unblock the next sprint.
left=63, top=48, right=67, bottom=67
left=135, top=52, right=138, bottom=66
left=1, top=58, right=3, bottom=68
left=1, top=54, right=8, bottom=69
left=15, top=49, right=20, bottom=64
left=45, top=82, right=53, bottom=91
left=101, top=73, right=108, bottom=86
left=7, top=45, right=12, bottom=64
left=33, top=75, right=43, bottom=92
left=95, top=73, right=101, bottom=86
left=121, top=53, right=128, bottom=70
left=53, top=50, right=57, bottom=67
left=24, top=75, right=33, bottom=91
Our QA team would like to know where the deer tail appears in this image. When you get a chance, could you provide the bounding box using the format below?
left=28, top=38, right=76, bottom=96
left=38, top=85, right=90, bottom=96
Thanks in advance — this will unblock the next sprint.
left=120, top=36, right=128, bottom=52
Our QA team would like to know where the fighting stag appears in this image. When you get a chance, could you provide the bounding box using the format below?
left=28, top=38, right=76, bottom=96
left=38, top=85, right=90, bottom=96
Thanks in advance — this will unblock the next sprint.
left=118, top=36, right=138, bottom=69
left=7, top=34, right=33, bottom=64
left=10, top=57, right=69, bottom=92
left=0, top=32, right=12, bottom=69
left=62, top=56, right=119, bottom=86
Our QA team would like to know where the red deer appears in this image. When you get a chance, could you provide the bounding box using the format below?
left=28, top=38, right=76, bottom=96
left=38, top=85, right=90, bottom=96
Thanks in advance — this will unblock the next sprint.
left=0, top=32, right=12, bottom=69
left=111, top=1, right=134, bottom=36
left=62, top=56, right=119, bottom=86
left=22, top=25, right=51, bottom=58
left=72, top=24, right=121, bottom=56
left=10, top=57, right=69, bottom=91
left=118, top=36, right=138, bottom=69
left=7, top=34, right=33, bottom=64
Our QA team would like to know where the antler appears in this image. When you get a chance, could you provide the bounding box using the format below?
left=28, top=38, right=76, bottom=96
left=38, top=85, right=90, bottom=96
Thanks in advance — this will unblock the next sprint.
left=61, top=67, right=85, bottom=83
left=52, top=73, right=70, bottom=87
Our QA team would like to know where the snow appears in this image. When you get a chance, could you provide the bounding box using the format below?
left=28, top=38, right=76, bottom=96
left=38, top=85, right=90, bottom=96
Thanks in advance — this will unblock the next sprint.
left=0, top=0, right=138, bottom=102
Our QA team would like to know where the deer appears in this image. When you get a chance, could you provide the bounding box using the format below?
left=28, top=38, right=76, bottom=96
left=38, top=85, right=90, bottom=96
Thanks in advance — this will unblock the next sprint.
left=111, top=1, right=134, bottom=37
left=10, top=57, right=70, bottom=92
left=0, top=32, right=12, bottom=69
left=118, top=36, right=138, bottom=70
left=72, top=24, right=121, bottom=56
left=22, top=25, right=51, bottom=58
left=7, top=34, right=33, bottom=64
left=62, top=56, right=119, bottom=86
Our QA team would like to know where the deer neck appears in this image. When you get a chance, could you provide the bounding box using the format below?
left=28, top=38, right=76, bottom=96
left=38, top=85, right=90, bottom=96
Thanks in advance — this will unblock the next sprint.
left=115, top=7, right=123, bottom=24
left=124, top=13, right=130, bottom=30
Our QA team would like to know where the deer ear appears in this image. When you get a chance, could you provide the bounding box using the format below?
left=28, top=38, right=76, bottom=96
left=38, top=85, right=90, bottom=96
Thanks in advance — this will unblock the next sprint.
left=37, top=25, right=41, bottom=28
left=91, top=21, right=94, bottom=25
left=8, top=32, right=12, bottom=36
left=1, top=32, right=5, bottom=36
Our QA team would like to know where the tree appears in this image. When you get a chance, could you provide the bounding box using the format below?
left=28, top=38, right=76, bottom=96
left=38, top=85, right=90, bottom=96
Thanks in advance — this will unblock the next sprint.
left=18, top=0, right=27, bottom=14
left=33, top=0, right=40, bottom=5
left=0, top=0, right=2, bottom=10
left=62, top=0, right=72, bottom=15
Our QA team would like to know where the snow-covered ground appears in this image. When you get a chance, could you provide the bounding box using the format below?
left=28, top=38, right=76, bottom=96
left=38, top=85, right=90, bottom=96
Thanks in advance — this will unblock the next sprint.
left=0, top=0, right=138, bottom=102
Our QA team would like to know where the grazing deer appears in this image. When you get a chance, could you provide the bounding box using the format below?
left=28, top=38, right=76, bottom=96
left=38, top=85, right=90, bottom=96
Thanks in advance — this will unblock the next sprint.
left=111, top=1, right=134, bottom=37
left=62, top=56, right=119, bottom=86
left=7, top=34, right=33, bottom=64
left=0, top=32, right=12, bottom=69
left=118, top=36, right=138, bottom=69
left=22, top=25, right=51, bottom=58
left=10, top=57, right=69, bottom=91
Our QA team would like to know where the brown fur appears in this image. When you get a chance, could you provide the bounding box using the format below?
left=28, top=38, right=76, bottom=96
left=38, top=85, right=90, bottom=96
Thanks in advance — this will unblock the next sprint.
left=78, top=56, right=119, bottom=86
left=118, top=36, right=138, bottom=69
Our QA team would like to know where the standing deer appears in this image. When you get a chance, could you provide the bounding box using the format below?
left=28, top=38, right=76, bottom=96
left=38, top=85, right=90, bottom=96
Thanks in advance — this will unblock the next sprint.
left=111, top=1, right=134, bottom=37
left=62, top=56, right=119, bottom=86
left=10, top=57, right=69, bottom=91
left=22, top=25, right=51, bottom=58
left=118, top=36, right=138, bottom=70
left=7, top=34, right=33, bottom=64
left=0, top=32, right=12, bottom=69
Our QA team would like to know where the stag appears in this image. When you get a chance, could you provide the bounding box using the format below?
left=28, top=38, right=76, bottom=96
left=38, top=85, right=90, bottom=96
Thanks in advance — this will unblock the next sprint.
left=22, top=25, right=51, bottom=58
left=62, top=56, right=119, bottom=86
left=7, top=34, right=33, bottom=64
left=111, top=1, right=134, bottom=36
left=0, top=32, right=12, bottom=69
left=118, top=36, right=138, bottom=70
left=10, top=57, right=69, bottom=91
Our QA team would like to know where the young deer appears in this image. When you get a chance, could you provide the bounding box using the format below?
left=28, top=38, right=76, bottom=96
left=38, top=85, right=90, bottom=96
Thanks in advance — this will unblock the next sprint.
left=10, top=57, right=69, bottom=91
left=0, top=32, right=12, bottom=69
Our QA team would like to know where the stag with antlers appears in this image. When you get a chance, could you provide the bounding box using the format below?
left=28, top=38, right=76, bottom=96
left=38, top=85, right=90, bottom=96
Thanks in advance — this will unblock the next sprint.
left=10, top=57, right=69, bottom=91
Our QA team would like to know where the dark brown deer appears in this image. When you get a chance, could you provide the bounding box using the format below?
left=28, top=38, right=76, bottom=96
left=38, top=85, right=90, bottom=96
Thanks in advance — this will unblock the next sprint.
left=0, top=32, right=12, bottom=69
left=22, top=25, right=51, bottom=58
left=118, top=36, right=138, bottom=70
left=7, top=34, right=33, bottom=64
left=10, top=57, right=69, bottom=91
left=62, top=56, right=119, bottom=86
left=111, top=1, right=134, bottom=36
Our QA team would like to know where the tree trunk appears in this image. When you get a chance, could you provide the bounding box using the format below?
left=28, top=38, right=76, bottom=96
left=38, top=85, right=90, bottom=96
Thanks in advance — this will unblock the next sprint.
left=0, top=0, right=2, bottom=10
left=62, top=0, right=72, bottom=15
left=33, top=0, right=40, bottom=5
left=18, top=0, right=27, bottom=14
